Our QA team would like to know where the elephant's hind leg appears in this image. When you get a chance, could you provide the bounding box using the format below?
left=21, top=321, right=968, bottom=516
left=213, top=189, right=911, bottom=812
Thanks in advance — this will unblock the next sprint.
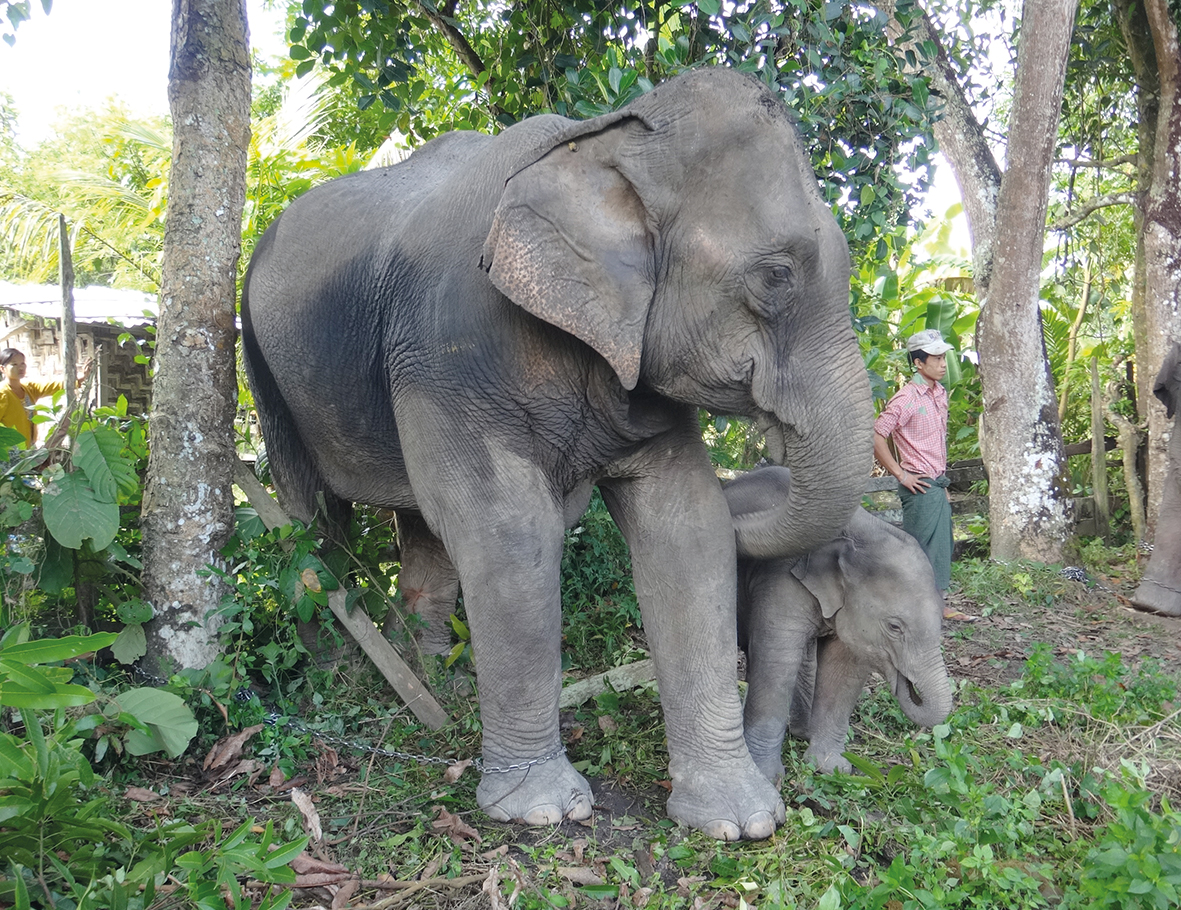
left=393, top=511, right=461, bottom=655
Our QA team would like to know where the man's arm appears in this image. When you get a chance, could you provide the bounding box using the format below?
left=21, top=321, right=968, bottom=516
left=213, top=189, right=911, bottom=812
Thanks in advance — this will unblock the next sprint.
left=873, top=431, right=930, bottom=494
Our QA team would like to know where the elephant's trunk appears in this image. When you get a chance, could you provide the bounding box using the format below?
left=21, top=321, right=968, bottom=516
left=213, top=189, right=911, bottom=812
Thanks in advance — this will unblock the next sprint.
left=892, top=659, right=954, bottom=728
left=734, top=336, right=874, bottom=559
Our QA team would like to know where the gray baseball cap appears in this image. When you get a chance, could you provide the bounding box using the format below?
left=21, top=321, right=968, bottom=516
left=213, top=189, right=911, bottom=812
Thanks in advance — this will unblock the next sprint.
left=906, top=329, right=953, bottom=355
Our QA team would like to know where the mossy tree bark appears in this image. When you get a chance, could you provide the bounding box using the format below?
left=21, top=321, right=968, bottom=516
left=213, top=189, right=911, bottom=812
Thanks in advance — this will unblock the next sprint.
left=141, top=0, right=251, bottom=672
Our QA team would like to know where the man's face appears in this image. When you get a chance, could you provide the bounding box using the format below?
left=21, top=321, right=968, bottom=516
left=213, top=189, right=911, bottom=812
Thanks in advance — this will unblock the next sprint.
left=916, top=352, right=947, bottom=385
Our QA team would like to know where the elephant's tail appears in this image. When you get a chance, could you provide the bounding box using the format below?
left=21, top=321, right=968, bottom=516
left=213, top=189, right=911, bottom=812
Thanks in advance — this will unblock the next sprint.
left=241, top=256, right=353, bottom=542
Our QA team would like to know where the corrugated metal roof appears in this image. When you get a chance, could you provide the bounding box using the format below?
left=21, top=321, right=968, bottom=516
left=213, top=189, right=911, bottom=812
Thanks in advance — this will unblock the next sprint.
left=0, top=282, right=157, bottom=326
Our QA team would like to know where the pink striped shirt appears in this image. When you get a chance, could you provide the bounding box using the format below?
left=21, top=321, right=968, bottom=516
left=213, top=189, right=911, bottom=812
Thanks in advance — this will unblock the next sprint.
left=874, top=377, right=949, bottom=478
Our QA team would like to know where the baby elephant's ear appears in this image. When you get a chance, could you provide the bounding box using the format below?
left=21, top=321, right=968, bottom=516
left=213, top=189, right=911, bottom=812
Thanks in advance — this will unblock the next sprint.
left=791, top=546, right=846, bottom=620
left=481, top=117, right=656, bottom=390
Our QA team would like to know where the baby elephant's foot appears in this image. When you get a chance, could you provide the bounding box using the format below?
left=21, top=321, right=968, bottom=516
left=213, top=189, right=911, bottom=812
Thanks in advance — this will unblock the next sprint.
left=666, top=759, right=786, bottom=841
left=477, top=755, right=593, bottom=825
left=804, top=743, right=852, bottom=775
left=744, top=737, right=786, bottom=785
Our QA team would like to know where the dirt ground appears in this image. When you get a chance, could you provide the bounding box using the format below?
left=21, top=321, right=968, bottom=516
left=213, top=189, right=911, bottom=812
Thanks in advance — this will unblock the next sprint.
left=138, top=561, right=1181, bottom=909
left=941, top=568, right=1181, bottom=690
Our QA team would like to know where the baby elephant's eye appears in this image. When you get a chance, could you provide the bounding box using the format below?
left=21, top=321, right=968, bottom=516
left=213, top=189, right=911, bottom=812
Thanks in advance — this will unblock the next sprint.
left=887, top=620, right=905, bottom=637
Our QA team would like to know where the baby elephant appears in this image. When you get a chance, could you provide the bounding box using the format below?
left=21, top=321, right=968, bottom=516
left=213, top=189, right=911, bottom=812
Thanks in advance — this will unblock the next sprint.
left=725, top=467, right=954, bottom=780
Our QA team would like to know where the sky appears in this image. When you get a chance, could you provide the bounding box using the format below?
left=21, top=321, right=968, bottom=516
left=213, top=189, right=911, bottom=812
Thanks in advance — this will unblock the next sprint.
left=0, top=0, right=288, bottom=145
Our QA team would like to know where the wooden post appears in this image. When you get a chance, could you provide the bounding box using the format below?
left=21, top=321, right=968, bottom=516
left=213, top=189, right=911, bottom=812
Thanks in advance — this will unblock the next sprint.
left=231, top=459, right=450, bottom=730
left=59, top=214, right=77, bottom=417
left=1090, top=355, right=1110, bottom=539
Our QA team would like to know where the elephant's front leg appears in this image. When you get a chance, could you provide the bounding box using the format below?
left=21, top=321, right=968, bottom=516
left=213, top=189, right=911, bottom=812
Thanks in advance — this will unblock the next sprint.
left=405, top=444, right=592, bottom=825
left=802, top=635, right=870, bottom=774
left=602, top=444, right=785, bottom=841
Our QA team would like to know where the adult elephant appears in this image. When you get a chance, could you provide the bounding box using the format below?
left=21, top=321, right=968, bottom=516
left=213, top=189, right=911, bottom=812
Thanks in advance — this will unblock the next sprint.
left=241, top=68, right=873, bottom=840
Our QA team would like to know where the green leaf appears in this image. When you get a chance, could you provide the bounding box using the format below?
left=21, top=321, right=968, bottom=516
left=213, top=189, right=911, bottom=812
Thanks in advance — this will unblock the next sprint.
left=114, top=688, right=198, bottom=758
left=1, top=632, right=116, bottom=664
left=41, top=471, right=120, bottom=550
left=262, top=836, right=310, bottom=870
left=0, top=425, right=25, bottom=448
left=111, top=623, right=147, bottom=665
left=0, top=680, right=97, bottom=709
left=73, top=426, right=129, bottom=502
left=0, top=657, right=56, bottom=693
left=36, top=534, right=74, bottom=596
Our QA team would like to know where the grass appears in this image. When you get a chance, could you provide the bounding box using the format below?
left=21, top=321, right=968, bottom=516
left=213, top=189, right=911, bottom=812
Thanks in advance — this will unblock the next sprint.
left=6, top=549, right=1181, bottom=908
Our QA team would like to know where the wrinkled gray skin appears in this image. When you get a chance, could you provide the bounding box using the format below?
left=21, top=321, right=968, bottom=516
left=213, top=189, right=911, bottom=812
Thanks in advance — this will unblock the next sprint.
left=1132, top=342, right=1181, bottom=617
left=242, top=69, right=873, bottom=840
left=726, top=467, right=954, bottom=780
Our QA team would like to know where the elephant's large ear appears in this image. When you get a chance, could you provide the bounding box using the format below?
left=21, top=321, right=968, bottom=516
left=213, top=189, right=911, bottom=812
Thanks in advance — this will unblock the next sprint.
left=1154, top=342, right=1181, bottom=418
left=481, top=116, right=656, bottom=390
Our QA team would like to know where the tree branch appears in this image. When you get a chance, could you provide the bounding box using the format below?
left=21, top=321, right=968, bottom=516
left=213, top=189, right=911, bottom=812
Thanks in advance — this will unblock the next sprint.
left=412, top=0, right=485, bottom=79
left=1058, top=152, right=1138, bottom=169
left=1048, top=192, right=1138, bottom=231
left=410, top=1, right=502, bottom=119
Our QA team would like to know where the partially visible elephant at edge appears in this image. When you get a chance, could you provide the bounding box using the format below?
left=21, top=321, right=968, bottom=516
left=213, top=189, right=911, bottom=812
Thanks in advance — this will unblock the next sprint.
left=242, top=68, right=874, bottom=840
left=1132, top=342, right=1181, bottom=617
left=725, top=467, right=954, bottom=780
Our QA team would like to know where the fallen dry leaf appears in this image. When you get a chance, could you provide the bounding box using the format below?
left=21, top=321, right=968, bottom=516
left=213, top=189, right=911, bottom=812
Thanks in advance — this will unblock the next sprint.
left=291, top=788, right=323, bottom=841
left=290, top=853, right=348, bottom=875
left=268, top=765, right=286, bottom=788
left=203, top=724, right=264, bottom=773
left=558, top=866, right=604, bottom=886
left=597, top=715, right=619, bottom=734
left=331, top=878, right=359, bottom=909
left=209, top=758, right=261, bottom=788
left=481, top=845, right=509, bottom=860
left=301, top=567, right=322, bottom=593
left=483, top=865, right=503, bottom=910
left=431, top=805, right=482, bottom=844
left=123, top=786, right=161, bottom=802
left=443, top=758, right=472, bottom=782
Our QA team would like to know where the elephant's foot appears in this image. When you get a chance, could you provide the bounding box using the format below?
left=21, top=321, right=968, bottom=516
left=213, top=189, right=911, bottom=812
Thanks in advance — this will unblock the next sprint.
left=804, top=742, right=852, bottom=775
left=743, top=731, right=786, bottom=784
left=476, top=755, right=593, bottom=825
left=665, top=759, right=785, bottom=841
left=1130, top=579, right=1181, bottom=617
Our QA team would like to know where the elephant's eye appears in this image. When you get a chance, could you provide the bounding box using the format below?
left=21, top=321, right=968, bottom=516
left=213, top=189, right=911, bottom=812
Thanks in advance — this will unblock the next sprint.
left=763, top=265, right=792, bottom=286
left=887, top=620, right=905, bottom=637
left=745, top=262, right=796, bottom=309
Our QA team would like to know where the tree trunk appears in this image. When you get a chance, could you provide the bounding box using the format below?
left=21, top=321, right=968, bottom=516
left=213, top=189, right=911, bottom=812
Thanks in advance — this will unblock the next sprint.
left=876, top=0, right=1075, bottom=560
left=976, top=0, right=1077, bottom=562
left=1138, top=0, right=1181, bottom=536
left=141, top=0, right=251, bottom=672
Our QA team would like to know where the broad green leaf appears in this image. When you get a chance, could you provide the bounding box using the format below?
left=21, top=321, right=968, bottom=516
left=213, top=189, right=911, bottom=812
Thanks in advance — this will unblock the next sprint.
left=0, top=733, right=33, bottom=779
left=111, top=623, right=147, bottom=665
left=0, top=658, right=56, bottom=693
left=0, top=425, right=25, bottom=448
left=36, top=535, right=74, bottom=596
left=41, top=471, right=120, bottom=550
left=1, top=632, right=116, bottom=664
left=73, top=427, right=122, bottom=502
left=114, top=688, right=198, bottom=758
left=0, top=681, right=96, bottom=709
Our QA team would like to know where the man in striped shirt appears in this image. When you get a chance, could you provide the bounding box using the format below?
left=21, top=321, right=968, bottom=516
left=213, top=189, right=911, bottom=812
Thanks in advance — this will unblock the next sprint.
left=873, top=329, right=974, bottom=621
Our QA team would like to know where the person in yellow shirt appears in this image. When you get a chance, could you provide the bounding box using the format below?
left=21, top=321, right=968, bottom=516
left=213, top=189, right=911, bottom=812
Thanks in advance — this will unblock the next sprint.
left=0, top=347, right=89, bottom=447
